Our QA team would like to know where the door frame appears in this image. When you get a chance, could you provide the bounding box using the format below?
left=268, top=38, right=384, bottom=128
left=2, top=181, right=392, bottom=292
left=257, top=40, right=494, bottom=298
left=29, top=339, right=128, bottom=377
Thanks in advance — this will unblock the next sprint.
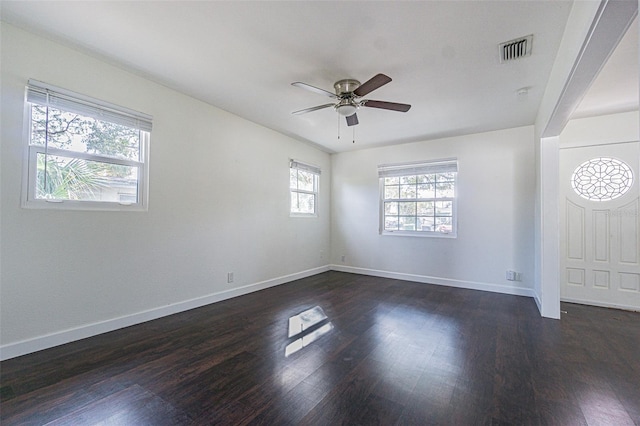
left=536, top=0, right=638, bottom=318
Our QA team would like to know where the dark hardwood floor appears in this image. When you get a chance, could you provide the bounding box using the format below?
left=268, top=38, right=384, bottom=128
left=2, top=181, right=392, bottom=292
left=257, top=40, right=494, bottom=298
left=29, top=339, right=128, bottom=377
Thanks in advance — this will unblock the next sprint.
left=1, top=271, right=639, bottom=425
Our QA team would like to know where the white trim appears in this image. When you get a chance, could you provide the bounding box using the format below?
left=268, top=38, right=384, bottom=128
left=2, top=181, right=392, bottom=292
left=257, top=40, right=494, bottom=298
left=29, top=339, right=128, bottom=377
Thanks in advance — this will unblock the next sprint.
left=561, top=297, right=640, bottom=313
left=29, top=146, right=144, bottom=168
left=539, top=136, right=561, bottom=319
left=0, top=265, right=329, bottom=361
left=534, top=292, right=543, bottom=314
left=329, top=265, right=536, bottom=298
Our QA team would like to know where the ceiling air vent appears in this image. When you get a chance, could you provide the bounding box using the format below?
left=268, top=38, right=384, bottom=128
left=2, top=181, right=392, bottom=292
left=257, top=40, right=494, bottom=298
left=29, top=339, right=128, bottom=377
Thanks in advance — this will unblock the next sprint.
left=499, top=35, right=533, bottom=63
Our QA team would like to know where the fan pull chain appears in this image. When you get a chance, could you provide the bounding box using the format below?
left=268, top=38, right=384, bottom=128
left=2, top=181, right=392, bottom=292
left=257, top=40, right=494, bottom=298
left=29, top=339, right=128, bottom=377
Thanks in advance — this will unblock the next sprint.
left=337, top=113, right=341, bottom=140
left=352, top=125, right=356, bottom=144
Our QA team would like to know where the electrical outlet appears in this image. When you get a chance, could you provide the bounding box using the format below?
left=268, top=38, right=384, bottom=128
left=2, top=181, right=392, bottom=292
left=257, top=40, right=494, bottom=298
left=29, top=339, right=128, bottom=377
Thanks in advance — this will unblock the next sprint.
left=506, top=270, right=521, bottom=281
left=227, top=272, right=234, bottom=283
left=341, top=255, right=346, bottom=262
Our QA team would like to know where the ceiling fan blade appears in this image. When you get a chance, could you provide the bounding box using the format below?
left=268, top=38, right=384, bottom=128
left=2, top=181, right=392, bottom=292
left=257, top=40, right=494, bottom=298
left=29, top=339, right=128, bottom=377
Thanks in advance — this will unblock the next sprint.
left=291, top=103, right=335, bottom=115
left=362, top=100, right=411, bottom=112
left=292, top=82, right=337, bottom=99
left=346, top=113, right=359, bottom=126
left=354, top=73, right=392, bottom=97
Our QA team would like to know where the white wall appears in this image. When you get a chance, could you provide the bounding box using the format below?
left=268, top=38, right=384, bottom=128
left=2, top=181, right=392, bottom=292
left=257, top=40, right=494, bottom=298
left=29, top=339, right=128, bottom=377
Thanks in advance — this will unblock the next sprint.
left=560, top=111, right=639, bottom=147
left=0, top=24, right=331, bottom=358
left=330, top=126, right=536, bottom=296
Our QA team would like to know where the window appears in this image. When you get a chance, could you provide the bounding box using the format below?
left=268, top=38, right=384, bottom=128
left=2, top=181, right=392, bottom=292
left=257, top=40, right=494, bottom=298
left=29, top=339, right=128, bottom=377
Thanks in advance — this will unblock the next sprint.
left=22, top=80, right=152, bottom=210
left=290, top=160, right=320, bottom=216
left=571, top=157, right=633, bottom=201
left=379, top=159, right=458, bottom=236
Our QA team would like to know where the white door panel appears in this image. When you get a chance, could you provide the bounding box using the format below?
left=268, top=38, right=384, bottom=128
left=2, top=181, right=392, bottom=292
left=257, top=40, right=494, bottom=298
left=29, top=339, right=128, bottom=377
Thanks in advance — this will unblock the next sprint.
left=560, top=142, right=640, bottom=311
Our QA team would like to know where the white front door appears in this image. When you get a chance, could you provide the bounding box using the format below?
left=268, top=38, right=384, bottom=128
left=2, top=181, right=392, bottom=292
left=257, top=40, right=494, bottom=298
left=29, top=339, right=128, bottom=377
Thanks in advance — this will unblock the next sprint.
left=560, top=141, right=640, bottom=311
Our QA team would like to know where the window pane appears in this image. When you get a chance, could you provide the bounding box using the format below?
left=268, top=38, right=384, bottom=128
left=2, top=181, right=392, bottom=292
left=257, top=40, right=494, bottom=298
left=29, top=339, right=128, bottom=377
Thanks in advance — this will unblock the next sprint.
left=297, top=170, right=315, bottom=191
left=435, top=201, right=453, bottom=216
left=438, top=172, right=455, bottom=181
left=292, top=192, right=315, bottom=214
left=36, top=153, right=138, bottom=202
left=384, top=202, right=398, bottom=215
left=399, top=184, right=416, bottom=199
left=418, top=217, right=435, bottom=231
left=417, top=201, right=434, bottom=216
left=400, top=175, right=417, bottom=185
left=385, top=216, right=399, bottom=230
left=30, top=105, right=47, bottom=146
left=290, top=192, right=298, bottom=211
left=436, top=182, right=455, bottom=198
left=399, top=216, right=416, bottom=230
left=384, top=177, right=399, bottom=185
left=384, top=185, right=399, bottom=199
left=31, top=105, right=140, bottom=161
left=290, top=169, right=298, bottom=189
left=435, top=217, right=453, bottom=233
left=417, top=184, right=435, bottom=199
left=399, top=202, right=416, bottom=215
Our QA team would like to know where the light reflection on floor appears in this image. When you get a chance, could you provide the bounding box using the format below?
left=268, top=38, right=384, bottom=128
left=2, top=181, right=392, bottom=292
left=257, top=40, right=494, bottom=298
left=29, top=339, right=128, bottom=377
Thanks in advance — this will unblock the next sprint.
left=285, top=306, right=333, bottom=357
left=579, top=388, right=635, bottom=425
left=370, top=304, right=464, bottom=396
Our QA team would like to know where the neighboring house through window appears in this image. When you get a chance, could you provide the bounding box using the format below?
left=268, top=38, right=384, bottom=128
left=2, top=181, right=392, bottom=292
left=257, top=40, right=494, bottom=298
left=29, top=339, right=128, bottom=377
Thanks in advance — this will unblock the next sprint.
left=290, top=159, right=320, bottom=216
left=22, top=80, right=152, bottom=211
left=379, top=158, right=458, bottom=236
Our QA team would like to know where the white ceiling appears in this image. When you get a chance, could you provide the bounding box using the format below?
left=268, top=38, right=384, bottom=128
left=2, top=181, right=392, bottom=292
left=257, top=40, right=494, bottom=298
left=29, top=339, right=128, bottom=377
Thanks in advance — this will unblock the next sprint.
left=1, top=1, right=631, bottom=153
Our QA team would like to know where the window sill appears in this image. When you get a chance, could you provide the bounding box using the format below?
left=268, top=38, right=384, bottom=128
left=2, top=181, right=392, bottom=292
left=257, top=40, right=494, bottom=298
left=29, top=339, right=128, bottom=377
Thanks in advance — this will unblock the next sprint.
left=381, top=230, right=456, bottom=238
left=22, top=199, right=148, bottom=212
left=290, top=213, right=318, bottom=218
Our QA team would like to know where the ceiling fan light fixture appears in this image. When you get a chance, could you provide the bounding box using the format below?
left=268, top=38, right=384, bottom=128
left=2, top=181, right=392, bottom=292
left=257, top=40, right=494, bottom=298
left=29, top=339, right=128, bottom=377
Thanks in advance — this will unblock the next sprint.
left=336, top=103, right=357, bottom=116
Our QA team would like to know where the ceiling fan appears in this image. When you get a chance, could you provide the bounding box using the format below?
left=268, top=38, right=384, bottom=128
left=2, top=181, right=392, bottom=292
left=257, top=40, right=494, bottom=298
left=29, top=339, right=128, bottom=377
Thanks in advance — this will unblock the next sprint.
left=291, top=73, right=411, bottom=126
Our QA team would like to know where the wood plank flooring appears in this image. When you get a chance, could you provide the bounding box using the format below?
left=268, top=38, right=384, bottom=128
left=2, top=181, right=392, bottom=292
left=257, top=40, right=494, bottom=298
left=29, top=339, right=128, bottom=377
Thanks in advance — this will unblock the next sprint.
left=1, top=271, right=639, bottom=425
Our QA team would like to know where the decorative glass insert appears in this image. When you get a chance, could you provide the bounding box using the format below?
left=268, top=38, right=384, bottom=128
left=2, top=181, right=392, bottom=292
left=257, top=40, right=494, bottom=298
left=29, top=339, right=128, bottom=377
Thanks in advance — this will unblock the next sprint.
left=571, top=157, right=633, bottom=201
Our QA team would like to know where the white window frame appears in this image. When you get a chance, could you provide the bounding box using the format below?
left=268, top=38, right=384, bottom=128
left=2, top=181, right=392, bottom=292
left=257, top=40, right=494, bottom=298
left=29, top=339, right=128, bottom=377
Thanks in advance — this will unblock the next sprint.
left=290, top=159, right=320, bottom=217
left=21, top=80, right=152, bottom=211
left=378, top=158, right=458, bottom=237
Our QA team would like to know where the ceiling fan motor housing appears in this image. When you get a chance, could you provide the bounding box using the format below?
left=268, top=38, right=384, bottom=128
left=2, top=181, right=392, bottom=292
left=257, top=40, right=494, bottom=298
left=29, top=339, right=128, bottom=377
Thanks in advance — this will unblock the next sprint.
left=334, top=79, right=360, bottom=96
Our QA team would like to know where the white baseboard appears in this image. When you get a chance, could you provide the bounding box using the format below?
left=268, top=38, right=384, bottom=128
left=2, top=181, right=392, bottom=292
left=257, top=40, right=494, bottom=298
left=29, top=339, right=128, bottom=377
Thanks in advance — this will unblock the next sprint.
left=534, top=292, right=543, bottom=314
left=561, top=297, right=640, bottom=313
left=0, top=265, right=540, bottom=360
left=0, top=265, right=330, bottom=361
left=330, top=264, right=536, bottom=298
